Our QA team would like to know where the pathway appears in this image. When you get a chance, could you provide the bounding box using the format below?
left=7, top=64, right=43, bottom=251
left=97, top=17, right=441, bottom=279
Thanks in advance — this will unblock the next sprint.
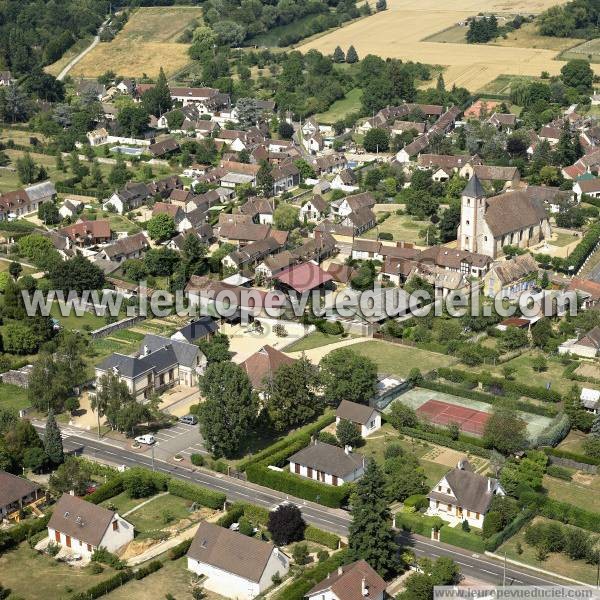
left=57, top=18, right=109, bottom=81
left=284, top=336, right=369, bottom=363
left=122, top=492, right=169, bottom=517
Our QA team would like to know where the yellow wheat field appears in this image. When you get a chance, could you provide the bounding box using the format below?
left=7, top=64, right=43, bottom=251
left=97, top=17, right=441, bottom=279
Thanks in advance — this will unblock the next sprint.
left=298, top=0, right=598, bottom=91
left=68, top=6, right=202, bottom=78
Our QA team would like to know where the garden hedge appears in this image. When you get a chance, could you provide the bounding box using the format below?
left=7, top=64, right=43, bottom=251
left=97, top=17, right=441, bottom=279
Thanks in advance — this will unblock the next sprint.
left=543, top=447, right=600, bottom=467
left=439, top=526, right=485, bottom=553
left=535, top=413, right=570, bottom=448
left=484, top=509, right=534, bottom=552
left=71, top=569, right=134, bottom=600
left=437, top=368, right=562, bottom=403
left=304, top=525, right=341, bottom=549
left=168, top=538, right=193, bottom=561
left=0, top=514, right=51, bottom=554
left=167, top=479, right=226, bottom=509
left=400, top=427, right=491, bottom=458
left=133, top=560, right=162, bottom=579
left=86, top=478, right=125, bottom=505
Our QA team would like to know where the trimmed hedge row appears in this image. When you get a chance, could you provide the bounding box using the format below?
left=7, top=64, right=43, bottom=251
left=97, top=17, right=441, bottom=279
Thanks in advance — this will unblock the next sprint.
left=167, top=479, right=226, bottom=509
left=71, top=569, right=134, bottom=600
left=0, top=514, right=51, bottom=554
left=133, top=560, right=162, bottom=579
left=439, top=526, right=485, bottom=553
left=86, top=478, right=124, bottom=505
left=273, top=550, right=349, bottom=600
left=535, top=413, right=571, bottom=448
left=558, top=222, right=600, bottom=273
left=437, top=368, right=562, bottom=403
left=394, top=511, right=440, bottom=536
left=542, top=447, right=600, bottom=467
left=305, top=525, right=341, bottom=549
left=563, top=360, right=600, bottom=385
left=245, top=465, right=349, bottom=508
left=520, top=492, right=600, bottom=533
left=420, top=380, right=558, bottom=418
left=484, top=509, right=534, bottom=552
left=237, top=413, right=335, bottom=472
left=168, top=538, right=193, bottom=561
left=400, top=427, right=492, bottom=458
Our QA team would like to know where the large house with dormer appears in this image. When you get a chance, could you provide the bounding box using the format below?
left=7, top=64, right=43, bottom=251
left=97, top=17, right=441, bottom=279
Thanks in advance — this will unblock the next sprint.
left=426, top=458, right=505, bottom=528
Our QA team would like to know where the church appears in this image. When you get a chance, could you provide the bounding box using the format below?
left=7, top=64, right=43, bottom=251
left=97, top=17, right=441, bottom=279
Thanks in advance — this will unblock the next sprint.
left=458, top=175, right=551, bottom=259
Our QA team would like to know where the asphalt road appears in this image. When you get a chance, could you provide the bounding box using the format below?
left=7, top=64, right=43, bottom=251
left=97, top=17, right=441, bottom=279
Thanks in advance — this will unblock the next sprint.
left=55, top=431, right=574, bottom=588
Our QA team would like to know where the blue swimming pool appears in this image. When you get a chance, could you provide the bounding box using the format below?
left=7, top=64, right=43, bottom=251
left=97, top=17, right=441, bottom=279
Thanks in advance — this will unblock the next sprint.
left=110, top=146, right=144, bottom=156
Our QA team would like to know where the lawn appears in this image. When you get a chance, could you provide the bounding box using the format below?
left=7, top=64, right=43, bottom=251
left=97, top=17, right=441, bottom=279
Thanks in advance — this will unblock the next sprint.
left=285, top=331, right=352, bottom=352
left=498, top=516, right=598, bottom=585
left=350, top=340, right=455, bottom=378
left=477, top=74, right=540, bottom=96
left=127, top=493, right=194, bottom=537
left=68, top=6, right=203, bottom=77
left=543, top=472, right=600, bottom=514
left=560, top=37, right=600, bottom=63
left=550, top=231, right=579, bottom=247
left=0, top=543, right=115, bottom=600
left=50, top=302, right=107, bottom=333
left=0, top=382, right=30, bottom=413
left=492, top=22, right=582, bottom=52
left=316, top=88, right=362, bottom=124
left=44, top=35, right=95, bottom=77
left=100, top=491, right=149, bottom=516
left=0, top=259, right=37, bottom=275
left=556, top=430, right=587, bottom=454
left=104, top=557, right=202, bottom=600
left=362, top=213, right=429, bottom=244
left=470, top=351, right=580, bottom=396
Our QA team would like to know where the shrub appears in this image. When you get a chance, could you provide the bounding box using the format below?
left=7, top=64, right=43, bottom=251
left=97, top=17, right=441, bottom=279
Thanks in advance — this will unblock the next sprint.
left=317, top=550, right=330, bottom=562
left=134, top=560, right=163, bottom=579
left=167, top=479, right=226, bottom=509
left=86, top=478, right=124, bottom=504
left=0, top=514, right=50, bottom=554
left=168, top=538, right=193, bottom=560
left=304, top=525, right=340, bottom=549
left=91, top=548, right=126, bottom=570
left=292, top=542, right=310, bottom=565
left=239, top=516, right=254, bottom=536
left=543, top=447, right=600, bottom=467
left=403, top=494, right=428, bottom=511
left=378, top=232, right=393, bottom=241
left=217, top=505, right=245, bottom=529
left=88, top=562, right=104, bottom=575
left=191, top=454, right=204, bottom=466
left=71, top=570, right=134, bottom=600
left=546, top=465, right=572, bottom=481
left=122, top=468, right=168, bottom=498
left=439, top=526, right=485, bottom=553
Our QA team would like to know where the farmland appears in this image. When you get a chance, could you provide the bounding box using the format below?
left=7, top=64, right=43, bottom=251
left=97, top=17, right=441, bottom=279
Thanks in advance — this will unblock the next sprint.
left=560, top=37, right=600, bottom=64
left=297, top=0, right=597, bottom=91
left=316, top=88, right=362, bottom=124
left=67, top=7, right=202, bottom=78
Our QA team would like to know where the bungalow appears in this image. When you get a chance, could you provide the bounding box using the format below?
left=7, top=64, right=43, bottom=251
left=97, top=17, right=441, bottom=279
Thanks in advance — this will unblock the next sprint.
left=218, top=222, right=272, bottom=246
left=288, top=441, right=365, bottom=486
left=47, top=494, right=133, bottom=557
left=104, top=181, right=149, bottom=213
left=87, top=128, right=109, bottom=146
left=488, top=113, right=517, bottom=132
left=300, top=195, right=328, bottom=223
left=306, top=560, right=386, bottom=600
left=332, top=192, right=376, bottom=218
left=336, top=400, right=381, bottom=437
left=222, top=237, right=282, bottom=271
left=187, top=522, right=290, bottom=600
left=215, top=130, right=248, bottom=151
left=95, top=334, right=207, bottom=398
left=580, top=387, right=600, bottom=414
left=418, top=154, right=477, bottom=182
left=539, top=125, right=562, bottom=145
left=58, top=199, right=83, bottom=220
left=0, top=471, right=42, bottom=519
left=255, top=251, right=295, bottom=281
left=98, top=232, right=149, bottom=263
left=426, top=458, right=505, bottom=528
left=558, top=326, right=600, bottom=358
left=241, top=345, right=296, bottom=390
left=573, top=178, right=600, bottom=201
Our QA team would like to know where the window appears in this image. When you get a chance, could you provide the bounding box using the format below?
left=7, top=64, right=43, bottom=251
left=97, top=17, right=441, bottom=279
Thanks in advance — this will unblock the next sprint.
left=476, top=512, right=480, bottom=519
left=436, top=501, right=439, bottom=508
left=447, top=504, right=452, bottom=511
left=332, top=475, right=338, bottom=486
left=447, top=488, right=451, bottom=494
left=87, top=544, right=92, bottom=552
left=466, top=220, right=470, bottom=225
left=437, top=485, right=442, bottom=492
left=294, top=463, right=300, bottom=474
left=112, top=520, right=119, bottom=531
left=467, top=510, right=471, bottom=517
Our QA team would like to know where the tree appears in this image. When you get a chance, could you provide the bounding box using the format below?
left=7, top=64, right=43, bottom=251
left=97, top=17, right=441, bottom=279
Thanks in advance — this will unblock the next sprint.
left=144, top=248, right=179, bottom=276
left=336, top=419, right=362, bottom=448
left=363, top=128, right=390, bottom=152
left=346, top=45, right=359, bottom=63
left=117, top=105, right=149, bottom=136
left=532, top=354, right=548, bottom=372
left=267, top=503, right=306, bottom=545
left=3, top=323, right=40, bottom=354
left=500, top=451, right=547, bottom=494
left=333, top=46, right=345, bottom=63
left=108, top=155, right=132, bottom=188
left=49, top=456, right=91, bottom=496
left=49, top=255, right=105, bottom=293
left=197, top=333, right=231, bottom=364
left=16, top=152, right=37, bottom=184
left=264, top=356, right=321, bottom=432
left=273, top=203, right=299, bottom=231
left=320, top=348, right=378, bottom=405
left=147, top=213, right=176, bottom=242
left=376, top=0, right=387, bottom=10
left=384, top=453, right=427, bottom=502
left=199, top=362, right=257, bottom=458
left=348, top=460, right=399, bottom=578
left=277, top=121, right=294, bottom=140
left=43, top=410, right=64, bottom=467
left=439, top=203, right=461, bottom=242
left=8, top=262, right=22, bottom=280
left=38, top=202, right=60, bottom=225
left=560, top=59, right=593, bottom=93
left=236, top=98, right=260, bottom=129
left=294, top=159, right=316, bottom=181
left=292, top=543, right=309, bottom=565
left=141, top=67, right=172, bottom=116
left=388, top=401, right=418, bottom=429
left=483, top=403, right=528, bottom=455
left=257, top=161, right=274, bottom=197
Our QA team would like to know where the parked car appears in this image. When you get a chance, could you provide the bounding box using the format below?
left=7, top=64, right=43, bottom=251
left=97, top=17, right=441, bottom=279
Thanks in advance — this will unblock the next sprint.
left=134, top=434, right=156, bottom=445
left=179, top=414, right=198, bottom=425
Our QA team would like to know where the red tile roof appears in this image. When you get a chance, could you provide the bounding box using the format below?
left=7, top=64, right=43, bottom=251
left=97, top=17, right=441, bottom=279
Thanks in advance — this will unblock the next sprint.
left=275, top=262, right=333, bottom=293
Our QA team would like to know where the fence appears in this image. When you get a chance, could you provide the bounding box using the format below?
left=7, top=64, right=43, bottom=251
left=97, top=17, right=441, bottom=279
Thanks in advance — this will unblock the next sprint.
left=90, top=315, right=146, bottom=339
left=546, top=454, right=597, bottom=474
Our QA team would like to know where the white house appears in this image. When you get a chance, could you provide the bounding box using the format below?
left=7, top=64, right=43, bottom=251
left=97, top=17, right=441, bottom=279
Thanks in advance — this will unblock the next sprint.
left=288, top=441, right=365, bottom=486
left=335, top=400, right=381, bottom=437
left=558, top=326, right=600, bottom=358
left=306, top=560, right=386, bottom=600
left=47, top=494, right=133, bottom=557
left=87, top=128, right=108, bottom=146
left=580, top=387, right=600, bottom=414
left=426, top=458, right=505, bottom=528
left=300, top=195, right=328, bottom=223
left=187, top=522, right=289, bottom=600
left=573, top=178, right=600, bottom=201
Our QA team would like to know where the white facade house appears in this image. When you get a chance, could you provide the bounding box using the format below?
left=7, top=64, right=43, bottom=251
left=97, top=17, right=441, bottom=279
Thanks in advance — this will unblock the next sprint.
left=288, top=441, right=365, bottom=486
left=426, top=459, right=505, bottom=528
left=47, top=494, right=133, bottom=557
left=581, top=387, right=600, bottom=414
left=335, top=400, right=381, bottom=437
left=558, top=326, right=600, bottom=358
left=187, top=522, right=289, bottom=600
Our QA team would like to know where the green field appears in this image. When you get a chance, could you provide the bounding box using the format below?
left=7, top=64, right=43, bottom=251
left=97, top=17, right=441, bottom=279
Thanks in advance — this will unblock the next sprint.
left=316, top=88, right=362, bottom=124
left=0, top=543, right=115, bottom=600
left=351, top=340, right=455, bottom=378
left=477, top=73, right=539, bottom=96
left=543, top=472, right=600, bottom=514
left=50, top=302, right=107, bottom=332
left=556, top=431, right=587, bottom=454
left=101, top=491, right=150, bottom=516
left=127, top=493, right=194, bottom=537
left=250, top=12, right=334, bottom=47
left=498, top=516, right=598, bottom=585
left=423, top=25, right=467, bottom=44
left=560, top=37, right=600, bottom=63
left=363, top=213, right=430, bottom=244
left=0, top=383, right=30, bottom=413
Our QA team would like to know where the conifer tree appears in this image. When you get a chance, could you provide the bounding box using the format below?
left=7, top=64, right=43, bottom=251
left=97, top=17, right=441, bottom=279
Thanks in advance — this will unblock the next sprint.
left=44, top=409, right=64, bottom=467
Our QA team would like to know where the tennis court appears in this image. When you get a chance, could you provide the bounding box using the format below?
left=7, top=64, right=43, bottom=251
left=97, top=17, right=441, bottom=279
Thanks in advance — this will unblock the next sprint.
left=416, top=399, right=490, bottom=436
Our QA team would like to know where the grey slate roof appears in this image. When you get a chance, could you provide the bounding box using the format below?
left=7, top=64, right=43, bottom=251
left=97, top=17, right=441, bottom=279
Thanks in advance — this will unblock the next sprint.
left=462, top=174, right=485, bottom=198
left=0, top=471, right=40, bottom=509
left=336, top=400, right=377, bottom=425
left=172, top=317, right=218, bottom=343
left=25, top=180, right=56, bottom=201
left=141, top=334, right=199, bottom=369
left=288, top=441, right=365, bottom=478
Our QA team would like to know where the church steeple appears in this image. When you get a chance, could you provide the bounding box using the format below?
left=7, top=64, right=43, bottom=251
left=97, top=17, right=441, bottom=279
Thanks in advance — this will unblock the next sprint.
left=462, top=174, right=485, bottom=198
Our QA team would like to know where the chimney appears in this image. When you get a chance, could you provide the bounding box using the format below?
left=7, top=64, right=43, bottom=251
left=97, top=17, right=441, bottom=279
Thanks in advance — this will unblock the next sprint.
left=362, top=578, right=369, bottom=597
left=143, top=344, right=149, bottom=356
left=344, top=445, right=352, bottom=455
left=337, top=566, right=343, bottom=576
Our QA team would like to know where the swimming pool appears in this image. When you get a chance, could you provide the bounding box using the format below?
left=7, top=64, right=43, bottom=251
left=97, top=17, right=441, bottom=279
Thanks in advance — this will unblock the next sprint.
left=110, top=146, right=144, bottom=156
